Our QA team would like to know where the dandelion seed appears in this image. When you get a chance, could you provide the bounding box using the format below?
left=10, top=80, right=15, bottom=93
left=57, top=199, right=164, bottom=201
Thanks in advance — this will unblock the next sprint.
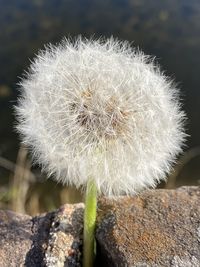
left=15, top=36, right=186, bottom=267
left=16, top=37, right=185, bottom=196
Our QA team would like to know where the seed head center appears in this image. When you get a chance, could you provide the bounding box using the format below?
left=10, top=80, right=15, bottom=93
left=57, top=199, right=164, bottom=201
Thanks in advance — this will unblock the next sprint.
left=70, top=89, right=131, bottom=140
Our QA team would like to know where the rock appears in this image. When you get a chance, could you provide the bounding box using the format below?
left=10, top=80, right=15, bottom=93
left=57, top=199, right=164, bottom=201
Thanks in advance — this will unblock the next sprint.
left=0, top=204, right=84, bottom=267
left=0, top=187, right=199, bottom=267
left=96, top=186, right=200, bottom=267
left=45, top=203, right=84, bottom=267
left=0, top=210, right=32, bottom=267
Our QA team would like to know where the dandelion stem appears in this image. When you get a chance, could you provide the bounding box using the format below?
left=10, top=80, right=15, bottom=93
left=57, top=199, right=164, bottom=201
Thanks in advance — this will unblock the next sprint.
left=83, top=178, right=97, bottom=267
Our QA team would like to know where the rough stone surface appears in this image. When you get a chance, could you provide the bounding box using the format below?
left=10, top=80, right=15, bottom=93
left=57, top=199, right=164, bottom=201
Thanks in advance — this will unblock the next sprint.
left=96, top=186, right=200, bottom=267
left=0, top=210, right=32, bottom=267
left=0, top=187, right=199, bottom=267
left=45, top=203, right=84, bottom=267
left=0, top=204, right=84, bottom=267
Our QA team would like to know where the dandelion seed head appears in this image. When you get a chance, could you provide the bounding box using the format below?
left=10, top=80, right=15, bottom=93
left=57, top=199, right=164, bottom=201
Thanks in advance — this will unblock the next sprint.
left=16, top=37, right=186, bottom=196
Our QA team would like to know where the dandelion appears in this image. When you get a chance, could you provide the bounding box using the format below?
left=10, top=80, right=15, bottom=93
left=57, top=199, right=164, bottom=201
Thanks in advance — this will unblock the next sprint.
left=16, top=37, right=186, bottom=267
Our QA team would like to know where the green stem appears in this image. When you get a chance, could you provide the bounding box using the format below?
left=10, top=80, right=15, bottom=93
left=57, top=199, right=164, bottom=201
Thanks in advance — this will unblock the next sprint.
left=83, top=178, right=97, bottom=267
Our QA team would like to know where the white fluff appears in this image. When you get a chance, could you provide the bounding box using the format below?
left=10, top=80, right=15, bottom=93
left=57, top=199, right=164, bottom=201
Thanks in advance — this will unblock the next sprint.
left=16, top=37, right=186, bottom=196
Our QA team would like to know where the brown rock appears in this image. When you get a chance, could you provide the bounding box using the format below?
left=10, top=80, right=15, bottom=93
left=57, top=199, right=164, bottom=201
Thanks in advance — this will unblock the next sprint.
left=0, top=210, right=32, bottom=267
left=0, top=187, right=199, bottom=267
left=45, top=203, right=84, bottom=267
left=96, top=186, right=200, bottom=267
left=0, top=204, right=84, bottom=267
left=0, top=209, right=54, bottom=267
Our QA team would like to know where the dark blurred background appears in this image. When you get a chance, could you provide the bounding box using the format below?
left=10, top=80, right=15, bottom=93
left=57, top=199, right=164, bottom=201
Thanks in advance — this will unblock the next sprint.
left=0, top=0, right=200, bottom=215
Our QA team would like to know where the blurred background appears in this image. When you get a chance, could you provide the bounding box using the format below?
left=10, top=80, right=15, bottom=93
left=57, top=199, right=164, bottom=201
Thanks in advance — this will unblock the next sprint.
left=0, top=0, right=200, bottom=215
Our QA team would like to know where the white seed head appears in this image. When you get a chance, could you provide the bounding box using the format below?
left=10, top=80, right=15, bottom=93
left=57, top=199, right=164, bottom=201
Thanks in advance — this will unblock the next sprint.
left=16, top=37, right=186, bottom=196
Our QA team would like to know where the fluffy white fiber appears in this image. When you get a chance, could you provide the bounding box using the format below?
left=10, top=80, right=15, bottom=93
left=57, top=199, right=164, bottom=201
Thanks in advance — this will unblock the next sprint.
left=16, top=37, right=186, bottom=196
